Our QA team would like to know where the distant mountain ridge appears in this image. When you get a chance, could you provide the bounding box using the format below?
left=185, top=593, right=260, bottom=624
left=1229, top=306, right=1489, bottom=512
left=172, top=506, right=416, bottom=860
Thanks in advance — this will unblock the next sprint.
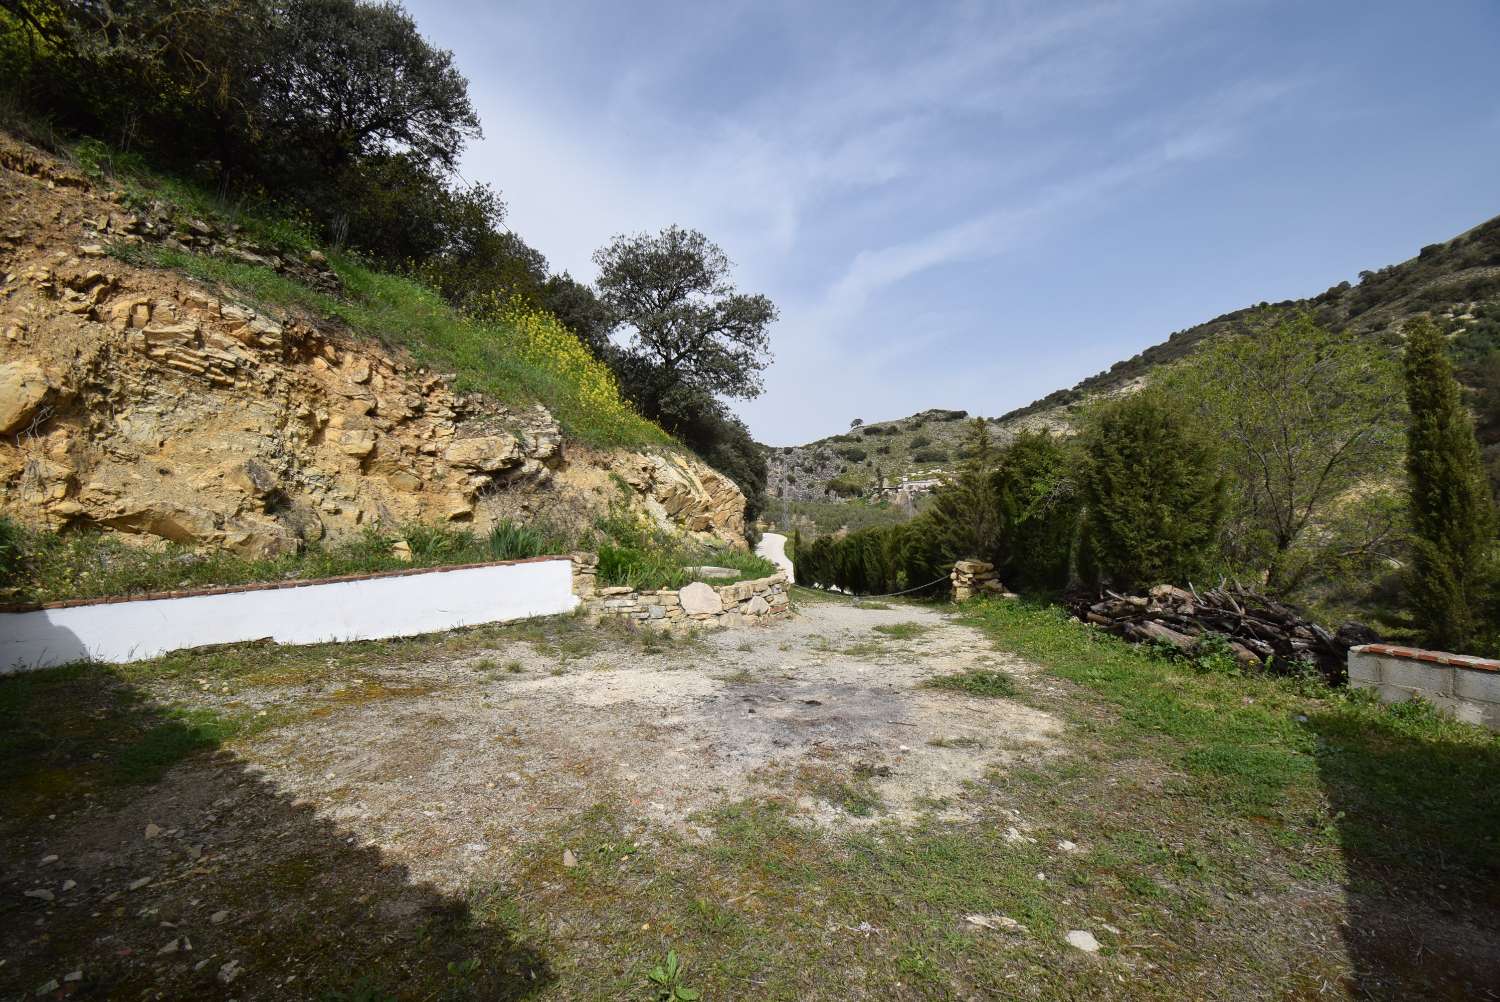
left=766, top=213, right=1500, bottom=504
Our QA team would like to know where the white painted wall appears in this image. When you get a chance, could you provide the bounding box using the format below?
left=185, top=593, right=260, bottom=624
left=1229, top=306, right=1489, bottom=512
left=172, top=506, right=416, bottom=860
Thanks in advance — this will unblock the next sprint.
left=0, top=558, right=578, bottom=672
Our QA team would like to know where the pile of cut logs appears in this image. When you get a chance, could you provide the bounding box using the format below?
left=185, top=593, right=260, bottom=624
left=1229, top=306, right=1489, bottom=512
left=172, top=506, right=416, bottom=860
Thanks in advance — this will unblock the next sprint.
left=1073, top=583, right=1378, bottom=682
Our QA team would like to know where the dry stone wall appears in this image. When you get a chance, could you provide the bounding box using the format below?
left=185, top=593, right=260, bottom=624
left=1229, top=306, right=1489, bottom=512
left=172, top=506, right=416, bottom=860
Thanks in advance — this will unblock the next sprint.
left=571, top=554, right=790, bottom=632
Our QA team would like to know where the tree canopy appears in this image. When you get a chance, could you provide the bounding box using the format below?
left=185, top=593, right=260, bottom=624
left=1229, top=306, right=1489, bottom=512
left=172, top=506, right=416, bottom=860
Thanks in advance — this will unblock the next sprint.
left=1155, top=310, right=1405, bottom=593
left=593, top=226, right=776, bottom=403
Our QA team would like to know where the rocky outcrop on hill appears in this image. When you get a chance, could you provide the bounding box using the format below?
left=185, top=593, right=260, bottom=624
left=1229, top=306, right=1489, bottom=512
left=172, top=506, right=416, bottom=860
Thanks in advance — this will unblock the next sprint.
left=0, top=134, right=746, bottom=554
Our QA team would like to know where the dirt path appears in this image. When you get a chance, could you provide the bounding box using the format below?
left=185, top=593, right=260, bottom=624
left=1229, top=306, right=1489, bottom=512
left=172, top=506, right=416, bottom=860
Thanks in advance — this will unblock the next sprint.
left=1, top=599, right=1065, bottom=999
left=755, top=531, right=795, bottom=580
left=238, top=598, right=1059, bottom=890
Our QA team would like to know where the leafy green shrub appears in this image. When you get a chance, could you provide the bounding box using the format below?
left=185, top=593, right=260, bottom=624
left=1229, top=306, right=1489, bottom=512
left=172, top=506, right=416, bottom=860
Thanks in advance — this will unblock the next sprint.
left=0, top=516, right=23, bottom=592
left=911, top=448, right=947, bottom=464
left=826, top=475, right=864, bottom=498
left=835, top=446, right=867, bottom=463
left=909, top=434, right=933, bottom=449
left=485, top=521, right=556, bottom=560
left=1189, top=633, right=1242, bottom=675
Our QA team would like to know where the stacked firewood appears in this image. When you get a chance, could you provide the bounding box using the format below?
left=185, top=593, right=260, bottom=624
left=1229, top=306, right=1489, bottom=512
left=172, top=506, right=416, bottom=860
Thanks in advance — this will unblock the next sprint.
left=1073, top=583, right=1378, bottom=682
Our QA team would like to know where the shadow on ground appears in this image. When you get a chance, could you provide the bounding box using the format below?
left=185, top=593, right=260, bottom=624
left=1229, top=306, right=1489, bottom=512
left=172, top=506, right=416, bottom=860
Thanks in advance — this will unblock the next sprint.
left=1312, top=706, right=1500, bottom=1000
left=0, top=661, right=552, bottom=1000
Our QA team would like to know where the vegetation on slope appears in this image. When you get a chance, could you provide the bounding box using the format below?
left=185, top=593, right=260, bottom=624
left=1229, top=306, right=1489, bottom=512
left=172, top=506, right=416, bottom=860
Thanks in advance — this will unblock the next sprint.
left=2, top=0, right=775, bottom=517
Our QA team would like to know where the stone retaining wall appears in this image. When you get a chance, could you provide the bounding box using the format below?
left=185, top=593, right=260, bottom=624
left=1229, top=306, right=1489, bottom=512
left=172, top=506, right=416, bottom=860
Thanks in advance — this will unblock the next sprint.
left=1349, top=643, right=1500, bottom=731
left=570, top=554, right=790, bottom=631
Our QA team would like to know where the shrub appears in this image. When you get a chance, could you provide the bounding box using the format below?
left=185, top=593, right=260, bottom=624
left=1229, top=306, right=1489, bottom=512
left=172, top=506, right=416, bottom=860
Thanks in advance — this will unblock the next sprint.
left=0, top=516, right=24, bottom=591
left=911, top=448, right=947, bottom=464
left=826, top=475, right=864, bottom=498
left=836, top=447, right=867, bottom=463
left=909, top=434, right=933, bottom=449
left=1080, top=394, right=1225, bottom=590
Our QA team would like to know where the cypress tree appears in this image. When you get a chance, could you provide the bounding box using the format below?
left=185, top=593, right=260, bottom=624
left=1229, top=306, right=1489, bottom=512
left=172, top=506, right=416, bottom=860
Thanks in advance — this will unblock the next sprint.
left=992, top=430, right=1081, bottom=591
left=927, top=418, right=1002, bottom=563
left=1402, top=316, right=1497, bottom=651
left=1081, top=394, right=1225, bottom=590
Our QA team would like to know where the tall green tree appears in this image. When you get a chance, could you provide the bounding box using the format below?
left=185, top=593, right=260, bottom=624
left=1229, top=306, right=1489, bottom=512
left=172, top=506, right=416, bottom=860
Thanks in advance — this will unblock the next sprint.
left=1080, top=394, right=1225, bottom=590
left=1402, top=316, right=1497, bottom=651
left=1156, top=310, right=1404, bottom=594
left=927, top=419, right=1002, bottom=563
left=991, top=430, right=1080, bottom=591
left=593, top=225, right=776, bottom=406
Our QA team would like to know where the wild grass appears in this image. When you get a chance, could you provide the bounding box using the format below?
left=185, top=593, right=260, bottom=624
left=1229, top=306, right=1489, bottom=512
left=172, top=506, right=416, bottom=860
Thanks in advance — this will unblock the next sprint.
left=592, top=516, right=777, bottom=591
left=961, top=597, right=1500, bottom=868
left=0, top=518, right=569, bottom=605
left=923, top=669, right=1019, bottom=699
left=873, top=621, right=931, bottom=640
left=145, top=245, right=669, bottom=449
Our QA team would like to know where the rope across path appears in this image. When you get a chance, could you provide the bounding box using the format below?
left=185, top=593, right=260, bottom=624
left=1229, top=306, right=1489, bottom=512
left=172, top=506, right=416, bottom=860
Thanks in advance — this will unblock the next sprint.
left=794, top=574, right=951, bottom=605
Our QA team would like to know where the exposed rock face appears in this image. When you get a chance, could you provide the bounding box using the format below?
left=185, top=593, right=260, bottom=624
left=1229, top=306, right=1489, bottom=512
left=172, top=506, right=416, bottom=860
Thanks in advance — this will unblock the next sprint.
left=609, top=452, right=747, bottom=548
left=0, top=360, right=51, bottom=434
left=0, top=133, right=746, bottom=555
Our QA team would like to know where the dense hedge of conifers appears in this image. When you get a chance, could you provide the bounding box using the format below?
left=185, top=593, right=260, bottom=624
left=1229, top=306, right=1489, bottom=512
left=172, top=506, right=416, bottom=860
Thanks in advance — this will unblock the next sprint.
left=792, top=519, right=950, bottom=597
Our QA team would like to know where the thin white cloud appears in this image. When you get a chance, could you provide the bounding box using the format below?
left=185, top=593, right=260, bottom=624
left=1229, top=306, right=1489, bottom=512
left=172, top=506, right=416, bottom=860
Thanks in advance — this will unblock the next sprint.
left=409, top=0, right=1301, bottom=442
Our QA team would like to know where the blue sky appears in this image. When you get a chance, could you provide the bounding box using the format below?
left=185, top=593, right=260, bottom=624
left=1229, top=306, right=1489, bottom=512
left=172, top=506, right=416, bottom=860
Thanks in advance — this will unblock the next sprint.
left=405, top=0, right=1500, bottom=444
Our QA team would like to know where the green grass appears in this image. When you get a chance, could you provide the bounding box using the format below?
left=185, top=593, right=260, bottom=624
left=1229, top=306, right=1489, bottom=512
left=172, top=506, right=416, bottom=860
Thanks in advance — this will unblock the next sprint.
left=923, top=669, right=1019, bottom=699
left=960, top=597, right=1500, bottom=866
left=872, top=621, right=930, bottom=640
left=6, top=588, right=1500, bottom=996
left=0, top=518, right=570, bottom=605
left=594, top=517, right=778, bottom=591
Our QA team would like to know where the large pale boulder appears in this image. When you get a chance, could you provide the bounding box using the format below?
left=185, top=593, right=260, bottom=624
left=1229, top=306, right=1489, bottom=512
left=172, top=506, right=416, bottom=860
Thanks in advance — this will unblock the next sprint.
left=445, top=435, right=520, bottom=472
left=0, top=361, right=52, bottom=435
left=679, top=581, right=723, bottom=616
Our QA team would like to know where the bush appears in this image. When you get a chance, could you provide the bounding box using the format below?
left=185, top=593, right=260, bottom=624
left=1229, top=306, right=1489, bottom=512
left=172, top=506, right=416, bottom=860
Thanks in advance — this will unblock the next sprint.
left=0, top=516, right=24, bottom=591
left=1080, top=394, right=1225, bottom=590
left=826, top=475, right=864, bottom=498
left=836, top=447, right=867, bottom=463
left=911, top=448, right=948, bottom=464
left=593, top=516, right=776, bottom=591
left=909, top=434, right=933, bottom=449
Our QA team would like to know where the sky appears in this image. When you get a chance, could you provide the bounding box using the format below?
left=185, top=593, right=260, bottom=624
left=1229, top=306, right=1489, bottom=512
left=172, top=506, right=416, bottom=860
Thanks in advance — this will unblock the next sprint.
left=404, top=0, right=1500, bottom=445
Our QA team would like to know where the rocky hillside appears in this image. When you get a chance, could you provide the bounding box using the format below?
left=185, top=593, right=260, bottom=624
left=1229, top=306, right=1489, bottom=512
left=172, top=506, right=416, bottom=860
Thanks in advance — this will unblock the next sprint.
left=769, top=213, right=1500, bottom=502
left=0, top=135, right=747, bottom=555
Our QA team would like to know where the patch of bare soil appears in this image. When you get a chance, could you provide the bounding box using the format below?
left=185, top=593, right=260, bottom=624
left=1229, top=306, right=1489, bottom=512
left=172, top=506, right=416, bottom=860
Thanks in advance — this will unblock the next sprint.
left=238, top=601, right=1060, bottom=891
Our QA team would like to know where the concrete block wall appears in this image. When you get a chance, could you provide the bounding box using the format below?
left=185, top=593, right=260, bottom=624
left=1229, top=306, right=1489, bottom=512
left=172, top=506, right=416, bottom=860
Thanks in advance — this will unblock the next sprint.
left=570, top=555, right=791, bottom=632
left=1348, top=644, right=1500, bottom=731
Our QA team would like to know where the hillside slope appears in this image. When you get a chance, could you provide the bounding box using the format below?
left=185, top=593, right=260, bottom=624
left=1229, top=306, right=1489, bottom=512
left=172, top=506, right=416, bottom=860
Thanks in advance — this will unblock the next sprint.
left=769, top=212, right=1500, bottom=503
left=0, top=134, right=748, bottom=554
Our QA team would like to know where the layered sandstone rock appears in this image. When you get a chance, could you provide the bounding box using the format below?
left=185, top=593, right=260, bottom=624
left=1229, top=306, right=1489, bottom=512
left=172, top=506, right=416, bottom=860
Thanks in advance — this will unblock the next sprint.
left=0, top=133, right=747, bottom=555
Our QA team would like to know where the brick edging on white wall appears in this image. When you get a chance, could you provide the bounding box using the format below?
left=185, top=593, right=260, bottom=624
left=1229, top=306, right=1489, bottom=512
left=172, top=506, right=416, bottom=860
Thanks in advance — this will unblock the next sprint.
left=1348, top=643, right=1500, bottom=731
